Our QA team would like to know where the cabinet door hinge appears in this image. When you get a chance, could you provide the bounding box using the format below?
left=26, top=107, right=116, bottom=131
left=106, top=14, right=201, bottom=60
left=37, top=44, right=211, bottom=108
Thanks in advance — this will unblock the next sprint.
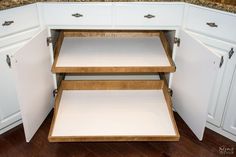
left=168, top=88, right=173, bottom=97
left=47, top=37, right=52, bottom=46
left=219, top=56, right=224, bottom=68
left=174, top=37, right=180, bottom=47
left=6, top=55, right=11, bottom=68
left=53, top=89, right=58, bottom=97
left=229, top=48, right=234, bottom=59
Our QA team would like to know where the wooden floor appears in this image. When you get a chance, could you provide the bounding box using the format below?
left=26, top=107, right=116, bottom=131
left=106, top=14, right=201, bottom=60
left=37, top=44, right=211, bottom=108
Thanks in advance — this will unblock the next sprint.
left=0, top=111, right=235, bottom=157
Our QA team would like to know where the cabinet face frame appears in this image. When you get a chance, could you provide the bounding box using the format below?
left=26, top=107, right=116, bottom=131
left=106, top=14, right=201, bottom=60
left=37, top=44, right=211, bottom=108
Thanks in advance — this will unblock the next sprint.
left=51, top=30, right=176, bottom=74
left=48, top=80, right=180, bottom=142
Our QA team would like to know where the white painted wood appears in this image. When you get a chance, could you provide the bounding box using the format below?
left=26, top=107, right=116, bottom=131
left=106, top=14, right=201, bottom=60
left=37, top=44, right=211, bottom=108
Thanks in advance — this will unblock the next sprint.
left=0, top=4, right=39, bottom=38
left=0, top=119, right=22, bottom=135
left=12, top=28, right=54, bottom=142
left=65, top=74, right=160, bottom=80
left=41, top=3, right=112, bottom=27
left=0, top=42, right=27, bottom=132
left=223, top=67, right=236, bottom=136
left=206, top=122, right=236, bottom=142
left=206, top=47, right=228, bottom=127
left=57, top=37, right=170, bottom=67
left=52, top=90, right=176, bottom=137
left=0, top=27, right=40, bottom=49
left=114, top=4, right=184, bottom=27
left=186, top=31, right=236, bottom=127
left=171, top=30, right=221, bottom=140
left=184, top=5, right=236, bottom=44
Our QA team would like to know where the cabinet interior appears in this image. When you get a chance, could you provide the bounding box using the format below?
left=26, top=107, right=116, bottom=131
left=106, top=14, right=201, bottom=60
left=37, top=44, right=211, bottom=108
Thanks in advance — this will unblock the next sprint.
left=48, top=29, right=179, bottom=142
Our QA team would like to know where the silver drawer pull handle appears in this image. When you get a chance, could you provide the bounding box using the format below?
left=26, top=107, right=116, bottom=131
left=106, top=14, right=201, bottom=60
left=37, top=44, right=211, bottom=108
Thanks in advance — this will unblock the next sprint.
left=6, top=55, right=11, bottom=68
left=72, top=13, right=83, bottom=18
left=144, top=14, right=155, bottom=19
left=2, top=21, right=14, bottom=26
left=206, top=22, right=218, bottom=27
left=229, top=48, right=234, bottom=59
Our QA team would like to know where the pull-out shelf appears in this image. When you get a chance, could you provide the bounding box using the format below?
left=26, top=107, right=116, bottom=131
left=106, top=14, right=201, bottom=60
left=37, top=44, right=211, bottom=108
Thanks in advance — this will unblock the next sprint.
left=51, top=30, right=176, bottom=73
left=48, top=80, right=179, bottom=142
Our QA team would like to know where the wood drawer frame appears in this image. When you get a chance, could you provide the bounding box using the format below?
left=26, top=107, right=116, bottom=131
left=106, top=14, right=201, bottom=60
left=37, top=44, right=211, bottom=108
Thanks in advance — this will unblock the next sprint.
left=51, top=30, right=176, bottom=73
left=48, top=80, right=179, bottom=142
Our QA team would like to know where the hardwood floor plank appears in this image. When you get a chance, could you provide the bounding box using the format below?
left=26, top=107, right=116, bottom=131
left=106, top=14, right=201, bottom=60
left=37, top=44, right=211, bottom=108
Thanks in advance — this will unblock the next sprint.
left=0, top=111, right=235, bottom=157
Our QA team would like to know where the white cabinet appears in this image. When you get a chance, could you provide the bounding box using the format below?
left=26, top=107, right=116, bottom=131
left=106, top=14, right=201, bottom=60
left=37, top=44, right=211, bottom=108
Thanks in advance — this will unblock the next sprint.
left=0, top=4, right=40, bottom=37
left=171, top=30, right=221, bottom=140
left=0, top=43, right=25, bottom=133
left=223, top=67, right=236, bottom=136
left=41, top=3, right=113, bottom=28
left=1, top=2, right=236, bottom=142
left=114, top=3, right=184, bottom=28
left=184, top=5, right=236, bottom=44
left=183, top=5, right=236, bottom=141
left=12, top=29, right=55, bottom=142
left=0, top=4, right=40, bottom=134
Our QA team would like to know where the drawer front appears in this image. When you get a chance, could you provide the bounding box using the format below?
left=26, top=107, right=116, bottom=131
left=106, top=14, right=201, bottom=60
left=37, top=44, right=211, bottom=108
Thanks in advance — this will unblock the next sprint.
left=0, top=4, right=39, bottom=38
left=114, top=4, right=184, bottom=27
left=42, top=3, right=112, bottom=27
left=185, top=5, right=236, bottom=43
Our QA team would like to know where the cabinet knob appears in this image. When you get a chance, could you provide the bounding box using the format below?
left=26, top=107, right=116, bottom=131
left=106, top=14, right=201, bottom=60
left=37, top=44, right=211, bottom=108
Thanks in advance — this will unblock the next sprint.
left=72, top=13, right=83, bottom=18
left=206, top=22, right=218, bottom=27
left=144, top=14, right=155, bottom=19
left=2, top=21, right=14, bottom=26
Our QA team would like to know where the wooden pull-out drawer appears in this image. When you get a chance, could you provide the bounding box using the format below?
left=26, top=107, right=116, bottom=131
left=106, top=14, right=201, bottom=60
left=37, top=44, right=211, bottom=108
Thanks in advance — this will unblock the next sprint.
left=51, top=30, right=176, bottom=73
left=48, top=80, right=179, bottom=142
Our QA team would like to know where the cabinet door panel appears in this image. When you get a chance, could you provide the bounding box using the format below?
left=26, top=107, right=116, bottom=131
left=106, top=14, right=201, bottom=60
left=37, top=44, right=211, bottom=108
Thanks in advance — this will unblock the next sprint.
left=223, top=67, right=236, bottom=136
left=0, top=44, right=23, bottom=130
left=171, top=30, right=221, bottom=140
left=12, top=28, right=54, bottom=142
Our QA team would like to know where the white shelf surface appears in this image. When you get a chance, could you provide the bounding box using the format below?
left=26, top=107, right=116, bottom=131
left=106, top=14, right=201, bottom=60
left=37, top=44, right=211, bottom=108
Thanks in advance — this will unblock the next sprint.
left=51, top=90, right=176, bottom=137
left=56, top=37, right=170, bottom=67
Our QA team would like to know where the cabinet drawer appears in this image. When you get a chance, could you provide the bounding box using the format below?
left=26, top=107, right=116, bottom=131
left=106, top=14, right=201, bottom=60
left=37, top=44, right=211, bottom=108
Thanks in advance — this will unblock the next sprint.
left=114, top=4, right=184, bottom=27
left=42, top=3, right=112, bottom=27
left=0, top=4, right=39, bottom=38
left=48, top=80, right=179, bottom=142
left=185, top=5, right=236, bottom=43
left=51, top=30, right=176, bottom=73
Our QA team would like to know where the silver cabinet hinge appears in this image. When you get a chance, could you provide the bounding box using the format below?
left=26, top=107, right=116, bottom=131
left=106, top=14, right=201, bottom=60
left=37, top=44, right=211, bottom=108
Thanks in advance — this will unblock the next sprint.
left=53, top=89, right=58, bottom=97
left=6, top=55, right=11, bottom=68
left=219, top=56, right=224, bottom=68
left=47, top=37, right=52, bottom=46
left=174, top=37, right=180, bottom=47
left=168, top=88, right=173, bottom=97
left=229, top=48, right=234, bottom=59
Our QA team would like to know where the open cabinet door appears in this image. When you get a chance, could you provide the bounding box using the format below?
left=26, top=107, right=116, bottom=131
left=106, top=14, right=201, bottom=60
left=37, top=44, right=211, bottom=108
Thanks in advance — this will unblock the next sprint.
left=12, top=28, right=55, bottom=142
left=171, top=30, right=221, bottom=140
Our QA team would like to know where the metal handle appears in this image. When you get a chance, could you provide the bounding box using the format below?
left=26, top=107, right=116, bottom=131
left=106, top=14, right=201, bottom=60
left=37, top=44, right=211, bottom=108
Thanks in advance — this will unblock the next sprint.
left=2, top=21, right=14, bottom=26
left=144, top=14, right=155, bottom=19
left=229, top=48, right=234, bottom=59
left=219, top=56, right=224, bottom=68
left=6, top=55, right=11, bottom=68
left=206, top=22, right=218, bottom=28
left=72, top=13, right=83, bottom=18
